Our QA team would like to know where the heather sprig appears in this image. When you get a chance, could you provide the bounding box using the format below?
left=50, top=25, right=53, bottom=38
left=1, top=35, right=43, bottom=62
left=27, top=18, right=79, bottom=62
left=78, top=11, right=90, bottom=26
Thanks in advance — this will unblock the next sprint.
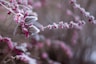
left=0, top=35, right=37, bottom=64
left=43, top=20, right=85, bottom=30
left=70, top=0, right=96, bottom=24
left=0, top=0, right=41, bottom=37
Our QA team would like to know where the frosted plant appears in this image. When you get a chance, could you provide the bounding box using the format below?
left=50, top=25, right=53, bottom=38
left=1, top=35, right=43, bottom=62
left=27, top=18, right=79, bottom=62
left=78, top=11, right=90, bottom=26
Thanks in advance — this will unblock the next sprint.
left=0, top=0, right=42, bottom=37
left=0, top=0, right=96, bottom=64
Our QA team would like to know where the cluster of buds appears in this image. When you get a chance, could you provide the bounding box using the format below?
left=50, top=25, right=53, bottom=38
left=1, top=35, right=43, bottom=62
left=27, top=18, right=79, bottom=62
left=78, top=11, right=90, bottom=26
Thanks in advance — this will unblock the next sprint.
left=44, top=20, right=85, bottom=30
left=0, top=35, right=36, bottom=64
left=70, top=0, right=96, bottom=24
left=12, top=42, right=37, bottom=64
left=0, top=0, right=41, bottom=38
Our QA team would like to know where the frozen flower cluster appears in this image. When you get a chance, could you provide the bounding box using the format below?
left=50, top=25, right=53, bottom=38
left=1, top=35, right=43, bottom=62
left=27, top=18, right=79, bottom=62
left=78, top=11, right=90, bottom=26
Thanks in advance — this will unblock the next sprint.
left=0, top=0, right=42, bottom=37
left=0, top=35, right=37, bottom=64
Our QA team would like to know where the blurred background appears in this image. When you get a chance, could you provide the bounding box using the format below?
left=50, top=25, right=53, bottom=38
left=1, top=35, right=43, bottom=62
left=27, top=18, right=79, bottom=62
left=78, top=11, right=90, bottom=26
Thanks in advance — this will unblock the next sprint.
left=0, top=0, right=96, bottom=64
